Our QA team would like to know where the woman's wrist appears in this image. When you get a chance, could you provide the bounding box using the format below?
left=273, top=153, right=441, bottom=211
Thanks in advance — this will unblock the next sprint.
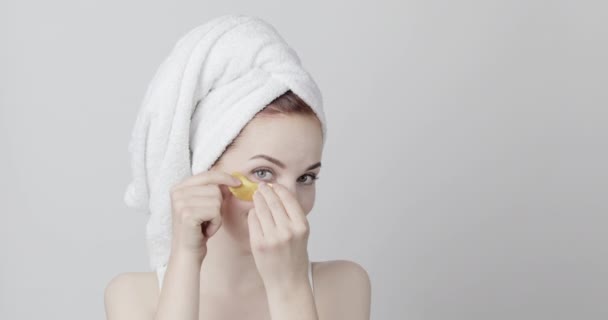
left=170, top=246, right=206, bottom=264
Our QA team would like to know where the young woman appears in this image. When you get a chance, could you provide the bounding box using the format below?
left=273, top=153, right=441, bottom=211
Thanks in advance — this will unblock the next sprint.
left=105, top=90, right=371, bottom=320
left=105, top=14, right=370, bottom=320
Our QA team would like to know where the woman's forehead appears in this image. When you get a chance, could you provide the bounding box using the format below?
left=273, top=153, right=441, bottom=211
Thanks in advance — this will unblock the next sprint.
left=239, top=114, right=322, bottom=145
left=220, top=116, right=323, bottom=165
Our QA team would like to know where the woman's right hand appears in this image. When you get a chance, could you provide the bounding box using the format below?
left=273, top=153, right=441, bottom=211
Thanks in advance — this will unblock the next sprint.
left=169, top=170, right=242, bottom=258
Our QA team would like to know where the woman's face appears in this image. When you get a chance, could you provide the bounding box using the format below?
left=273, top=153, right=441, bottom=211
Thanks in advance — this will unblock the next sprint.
left=210, top=112, right=324, bottom=244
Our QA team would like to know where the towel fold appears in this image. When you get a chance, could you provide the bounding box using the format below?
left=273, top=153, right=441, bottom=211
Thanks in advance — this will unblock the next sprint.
left=122, top=14, right=327, bottom=288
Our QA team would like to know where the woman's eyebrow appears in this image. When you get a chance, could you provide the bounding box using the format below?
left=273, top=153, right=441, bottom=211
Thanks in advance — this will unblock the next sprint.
left=249, top=154, right=321, bottom=171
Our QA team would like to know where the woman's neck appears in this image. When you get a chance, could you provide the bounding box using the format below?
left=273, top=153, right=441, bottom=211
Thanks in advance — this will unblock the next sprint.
left=198, top=226, right=266, bottom=297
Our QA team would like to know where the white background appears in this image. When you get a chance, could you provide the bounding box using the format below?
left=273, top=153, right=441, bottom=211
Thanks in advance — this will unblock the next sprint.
left=1, top=1, right=606, bottom=319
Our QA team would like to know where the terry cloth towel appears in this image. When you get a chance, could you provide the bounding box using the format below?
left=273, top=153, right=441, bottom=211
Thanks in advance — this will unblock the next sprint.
left=123, top=14, right=328, bottom=290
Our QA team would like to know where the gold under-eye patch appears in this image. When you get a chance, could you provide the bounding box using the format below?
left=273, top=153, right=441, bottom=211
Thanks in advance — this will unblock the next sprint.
left=228, top=171, right=273, bottom=201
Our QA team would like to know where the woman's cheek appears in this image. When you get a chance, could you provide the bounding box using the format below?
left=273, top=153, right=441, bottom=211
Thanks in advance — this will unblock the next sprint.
left=232, top=196, right=255, bottom=216
left=298, top=188, right=316, bottom=215
left=220, top=192, right=251, bottom=217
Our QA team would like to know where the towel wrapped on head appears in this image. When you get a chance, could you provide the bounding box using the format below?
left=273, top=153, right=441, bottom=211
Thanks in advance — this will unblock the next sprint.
left=123, top=14, right=328, bottom=288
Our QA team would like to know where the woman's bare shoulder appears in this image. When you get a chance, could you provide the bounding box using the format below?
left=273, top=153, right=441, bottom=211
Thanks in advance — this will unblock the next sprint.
left=312, top=259, right=370, bottom=283
left=312, top=260, right=371, bottom=320
left=104, top=271, right=158, bottom=319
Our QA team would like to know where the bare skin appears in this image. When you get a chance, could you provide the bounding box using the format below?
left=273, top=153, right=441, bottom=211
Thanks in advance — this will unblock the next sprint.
left=105, top=113, right=371, bottom=320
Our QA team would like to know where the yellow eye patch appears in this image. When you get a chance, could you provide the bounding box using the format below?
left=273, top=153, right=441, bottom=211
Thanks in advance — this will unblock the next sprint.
left=228, top=172, right=272, bottom=201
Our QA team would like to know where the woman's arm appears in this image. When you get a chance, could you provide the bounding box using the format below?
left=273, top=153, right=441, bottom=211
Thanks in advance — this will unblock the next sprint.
left=312, top=260, right=372, bottom=320
left=329, top=261, right=371, bottom=320
left=266, top=277, right=319, bottom=320
left=104, top=273, right=153, bottom=320
left=104, top=249, right=204, bottom=320
left=152, top=250, right=205, bottom=320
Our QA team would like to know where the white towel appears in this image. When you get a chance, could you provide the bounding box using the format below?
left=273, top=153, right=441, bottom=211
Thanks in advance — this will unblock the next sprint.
left=122, top=14, right=328, bottom=288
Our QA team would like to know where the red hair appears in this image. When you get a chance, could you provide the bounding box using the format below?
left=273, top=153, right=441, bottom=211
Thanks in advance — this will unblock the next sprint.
left=259, top=89, right=317, bottom=117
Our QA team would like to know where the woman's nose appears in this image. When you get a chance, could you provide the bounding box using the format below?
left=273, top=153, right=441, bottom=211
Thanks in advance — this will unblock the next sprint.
left=274, top=180, right=297, bottom=195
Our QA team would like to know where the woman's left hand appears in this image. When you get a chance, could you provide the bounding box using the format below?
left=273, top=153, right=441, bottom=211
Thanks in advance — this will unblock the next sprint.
left=248, top=181, right=311, bottom=292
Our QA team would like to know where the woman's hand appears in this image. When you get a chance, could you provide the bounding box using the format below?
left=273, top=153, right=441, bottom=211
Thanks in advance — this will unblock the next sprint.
left=169, top=170, right=242, bottom=259
left=247, top=181, right=311, bottom=291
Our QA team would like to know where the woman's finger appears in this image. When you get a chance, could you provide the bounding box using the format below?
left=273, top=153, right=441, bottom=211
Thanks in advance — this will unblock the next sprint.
left=248, top=208, right=264, bottom=239
left=252, top=188, right=275, bottom=235
left=172, top=170, right=241, bottom=191
left=270, top=183, right=306, bottom=225
left=257, top=182, right=291, bottom=227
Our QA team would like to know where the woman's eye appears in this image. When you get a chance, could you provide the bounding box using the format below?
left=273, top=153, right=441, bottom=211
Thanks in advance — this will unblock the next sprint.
left=252, top=168, right=273, bottom=180
left=251, top=169, right=320, bottom=185
left=298, top=173, right=319, bottom=185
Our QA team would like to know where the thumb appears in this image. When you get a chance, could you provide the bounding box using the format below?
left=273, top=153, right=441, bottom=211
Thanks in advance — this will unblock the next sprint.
left=219, top=185, right=231, bottom=200
left=203, top=213, right=223, bottom=238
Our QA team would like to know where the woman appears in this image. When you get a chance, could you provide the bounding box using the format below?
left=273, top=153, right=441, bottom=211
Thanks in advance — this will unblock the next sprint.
left=105, top=15, right=371, bottom=320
